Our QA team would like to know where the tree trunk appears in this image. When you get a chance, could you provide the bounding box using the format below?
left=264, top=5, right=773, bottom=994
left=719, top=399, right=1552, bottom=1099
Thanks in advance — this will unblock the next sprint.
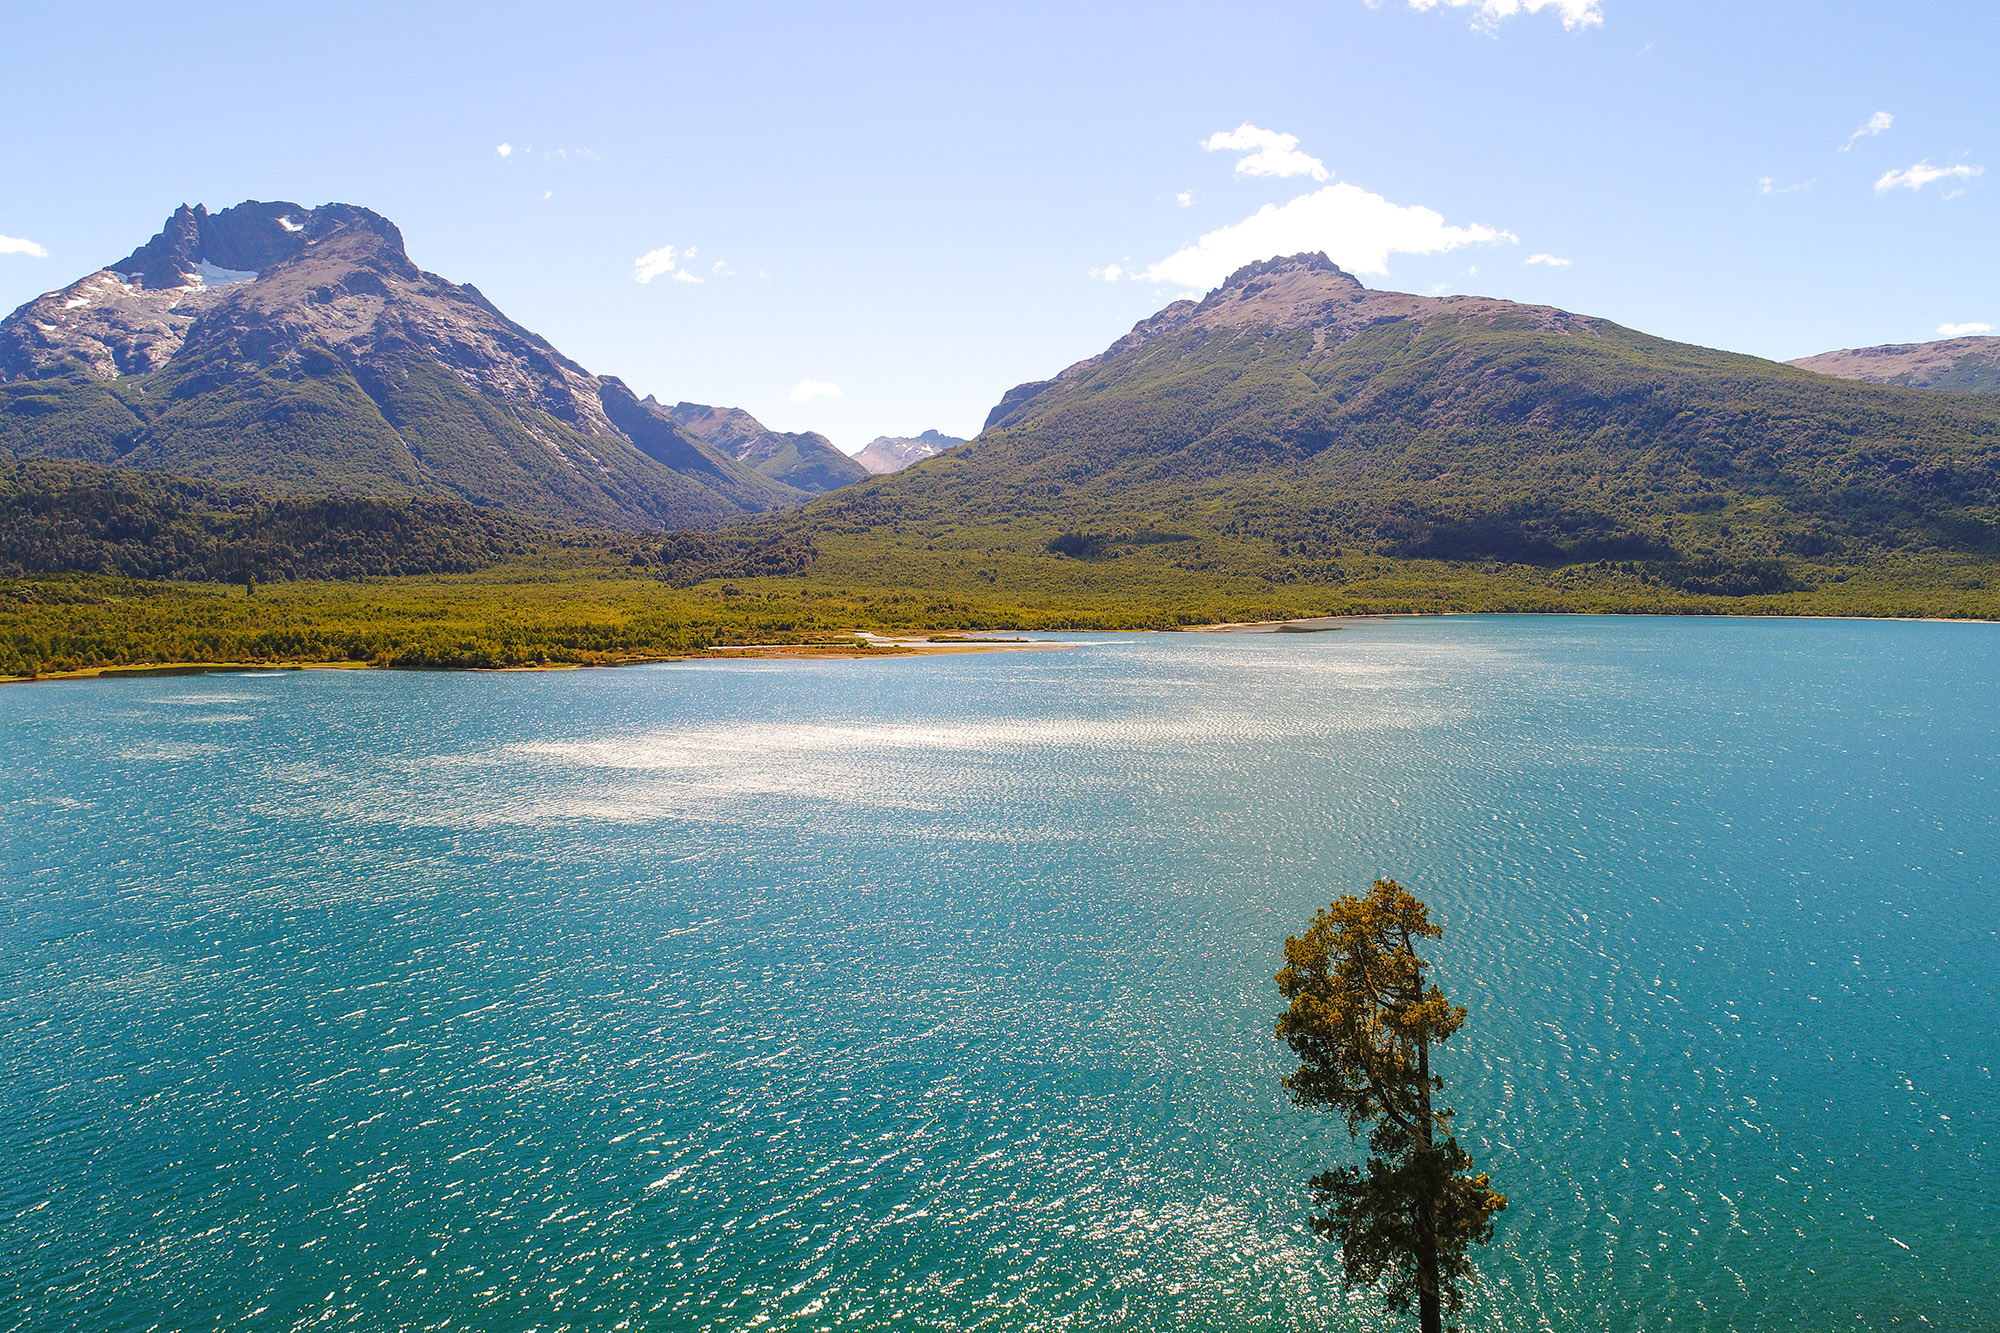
left=1419, top=1281, right=1442, bottom=1333
left=1416, top=1027, right=1441, bottom=1333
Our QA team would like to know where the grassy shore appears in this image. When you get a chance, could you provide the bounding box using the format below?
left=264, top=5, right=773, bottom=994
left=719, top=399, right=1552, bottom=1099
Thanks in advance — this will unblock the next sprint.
left=5, top=534, right=1997, bottom=680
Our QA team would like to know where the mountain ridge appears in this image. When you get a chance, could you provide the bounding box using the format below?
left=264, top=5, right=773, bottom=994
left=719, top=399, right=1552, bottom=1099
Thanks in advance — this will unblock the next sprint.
left=662, top=401, right=869, bottom=493
left=0, top=201, right=812, bottom=529
left=768, top=252, right=2000, bottom=574
left=1789, top=336, right=2000, bottom=395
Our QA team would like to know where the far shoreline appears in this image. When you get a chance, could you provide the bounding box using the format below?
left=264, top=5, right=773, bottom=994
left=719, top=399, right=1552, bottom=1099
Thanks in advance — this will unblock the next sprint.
left=0, top=634, right=1064, bottom=687
left=4, top=610, right=1994, bottom=688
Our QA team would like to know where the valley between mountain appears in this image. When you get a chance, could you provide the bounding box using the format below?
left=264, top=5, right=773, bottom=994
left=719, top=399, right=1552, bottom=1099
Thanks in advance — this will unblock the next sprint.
left=7, top=202, right=2000, bottom=678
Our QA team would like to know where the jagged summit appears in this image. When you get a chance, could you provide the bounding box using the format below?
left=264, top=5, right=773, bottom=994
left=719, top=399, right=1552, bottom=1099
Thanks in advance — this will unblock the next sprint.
left=855, top=429, right=966, bottom=474
left=112, top=201, right=408, bottom=291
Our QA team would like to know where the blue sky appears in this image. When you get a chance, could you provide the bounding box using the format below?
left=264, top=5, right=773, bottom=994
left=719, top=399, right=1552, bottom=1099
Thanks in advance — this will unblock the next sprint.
left=3, top=0, right=1993, bottom=449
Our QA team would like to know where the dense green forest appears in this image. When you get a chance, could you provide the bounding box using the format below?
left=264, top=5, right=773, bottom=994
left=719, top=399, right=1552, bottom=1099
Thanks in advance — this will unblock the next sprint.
left=5, top=536, right=1995, bottom=680
left=0, top=458, right=815, bottom=586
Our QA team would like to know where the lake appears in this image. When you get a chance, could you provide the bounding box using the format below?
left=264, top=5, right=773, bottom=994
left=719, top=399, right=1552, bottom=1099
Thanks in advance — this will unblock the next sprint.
left=1, top=617, right=1993, bottom=1331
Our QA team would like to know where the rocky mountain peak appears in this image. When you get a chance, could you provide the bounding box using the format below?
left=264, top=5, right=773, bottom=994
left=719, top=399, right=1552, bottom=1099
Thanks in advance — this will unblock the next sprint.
left=855, top=430, right=967, bottom=474
left=112, top=201, right=408, bottom=291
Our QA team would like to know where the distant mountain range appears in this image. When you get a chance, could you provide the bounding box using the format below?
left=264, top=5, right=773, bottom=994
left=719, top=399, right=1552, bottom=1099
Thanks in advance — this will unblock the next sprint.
left=661, top=402, right=869, bottom=493
left=7, top=208, right=2000, bottom=580
left=1789, top=337, right=2000, bottom=394
left=855, top=430, right=967, bottom=474
left=778, top=253, right=2000, bottom=569
left=0, top=201, right=810, bottom=528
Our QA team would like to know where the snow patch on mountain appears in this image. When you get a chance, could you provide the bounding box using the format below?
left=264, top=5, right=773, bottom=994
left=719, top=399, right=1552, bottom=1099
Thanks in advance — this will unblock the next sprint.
left=191, top=259, right=258, bottom=287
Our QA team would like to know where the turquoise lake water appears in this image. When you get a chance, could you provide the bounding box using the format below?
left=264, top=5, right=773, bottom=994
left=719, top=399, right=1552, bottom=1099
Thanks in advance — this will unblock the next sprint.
left=0, top=617, right=1994, bottom=1332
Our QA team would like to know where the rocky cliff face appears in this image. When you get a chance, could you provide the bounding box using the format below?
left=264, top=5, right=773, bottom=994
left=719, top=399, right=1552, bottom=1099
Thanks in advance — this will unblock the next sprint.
left=663, top=401, right=869, bottom=493
left=854, top=429, right=966, bottom=474
left=1789, top=336, right=2000, bottom=394
left=0, top=201, right=804, bottom=529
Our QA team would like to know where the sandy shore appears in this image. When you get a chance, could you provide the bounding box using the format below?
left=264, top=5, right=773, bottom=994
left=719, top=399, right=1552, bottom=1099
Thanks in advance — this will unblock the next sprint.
left=1179, top=615, right=1400, bottom=634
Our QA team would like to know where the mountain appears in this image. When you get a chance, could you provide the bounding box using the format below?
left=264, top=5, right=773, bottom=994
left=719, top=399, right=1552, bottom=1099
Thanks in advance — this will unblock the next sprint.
left=1789, top=336, right=2000, bottom=394
left=777, top=253, right=2000, bottom=569
left=854, top=430, right=966, bottom=474
left=0, top=201, right=806, bottom=529
left=662, top=401, right=869, bottom=493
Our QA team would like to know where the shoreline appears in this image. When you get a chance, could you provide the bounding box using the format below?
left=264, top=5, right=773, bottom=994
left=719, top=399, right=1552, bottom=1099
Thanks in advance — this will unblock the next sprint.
left=5, top=610, right=1992, bottom=686
left=0, top=635, right=1063, bottom=686
left=1178, top=609, right=2000, bottom=632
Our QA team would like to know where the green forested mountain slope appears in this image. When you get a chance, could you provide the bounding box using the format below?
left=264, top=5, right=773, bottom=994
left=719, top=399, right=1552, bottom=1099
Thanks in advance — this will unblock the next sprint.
left=0, top=457, right=819, bottom=587
left=0, top=201, right=806, bottom=529
left=779, top=254, right=2000, bottom=573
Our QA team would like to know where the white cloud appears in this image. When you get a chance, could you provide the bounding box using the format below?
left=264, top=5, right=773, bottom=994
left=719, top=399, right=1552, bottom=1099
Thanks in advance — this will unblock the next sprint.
left=710, top=259, right=735, bottom=277
left=1139, top=182, right=1513, bottom=287
left=1176, top=191, right=1194, bottom=207
left=1757, top=175, right=1815, bottom=195
left=497, top=142, right=513, bottom=158
left=1525, top=252, right=1571, bottom=267
left=1202, top=124, right=1330, bottom=181
left=787, top=380, right=842, bottom=402
left=1088, top=264, right=1126, bottom=282
left=1841, top=111, right=1893, bottom=151
left=1403, top=0, right=1604, bottom=31
left=1875, top=161, right=1983, bottom=193
left=634, top=245, right=703, bottom=284
left=1938, top=322, right=1993, bottom=337
left=0, top=234, right=49, bottom=258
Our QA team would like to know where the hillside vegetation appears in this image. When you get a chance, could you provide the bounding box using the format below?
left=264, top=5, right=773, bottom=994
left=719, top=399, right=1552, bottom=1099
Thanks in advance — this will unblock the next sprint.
left=763, top=258, right=2000, bottom=591
left=5, top=539, right=1995, bottom=680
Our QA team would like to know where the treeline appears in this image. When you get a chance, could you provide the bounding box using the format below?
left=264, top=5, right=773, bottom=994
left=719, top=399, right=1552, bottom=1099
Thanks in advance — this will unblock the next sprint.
left=0, top=460, right=819, bottom=587
left=0, top=460, right=535, bottom=581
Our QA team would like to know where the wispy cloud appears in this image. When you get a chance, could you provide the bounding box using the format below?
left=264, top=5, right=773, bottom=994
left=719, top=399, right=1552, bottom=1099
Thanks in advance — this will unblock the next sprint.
left=1875, top=161, right=1983, bottom=193
left=1840, top=111, right=1893, bottom=152
left=787, top=380, right=842, bottom=403
left=1938, top=322, right=1993, bottom=337
left=1525, top=253, right=1571, bottom=267
left=1088, top=264, right=1126, bottom=282
left=1138, top=182, right=1513, bottom=288
left=496, top=142, right=513, bottom=158
left=634, top=245, right=701, bottom=284
left=0, top=234, right=48, bottom=258
left=1202, top=124, right=1329, bottom=181
left=1757, top=176, right=1815, bottom=196
left=1176, top=191, right=1194, bottom=207
left=1400, top=0, right=1604, bottom=32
